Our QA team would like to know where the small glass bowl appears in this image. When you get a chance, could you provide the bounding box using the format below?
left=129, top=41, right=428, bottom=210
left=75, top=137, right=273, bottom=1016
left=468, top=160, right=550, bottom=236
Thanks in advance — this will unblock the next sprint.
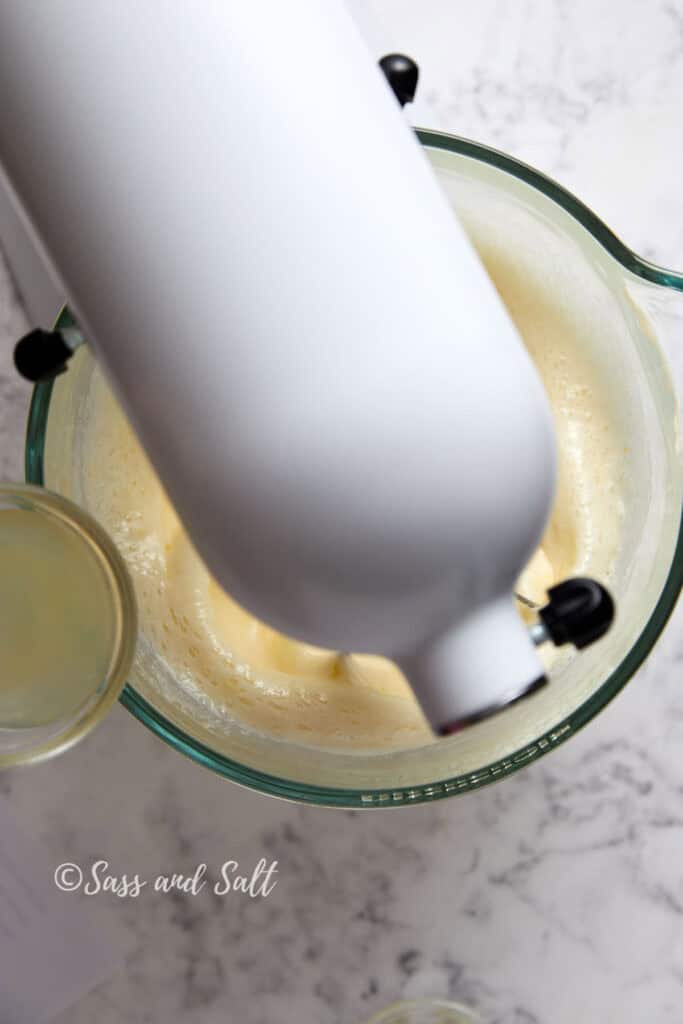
left=0, top=483, right=137, bottom=766
left=364, top=998, right=483, bottom=1024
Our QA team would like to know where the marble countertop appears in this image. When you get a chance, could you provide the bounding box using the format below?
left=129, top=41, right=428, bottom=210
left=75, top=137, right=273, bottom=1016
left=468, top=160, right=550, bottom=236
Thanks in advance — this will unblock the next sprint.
left=2, top=2, right=683, bottom=1022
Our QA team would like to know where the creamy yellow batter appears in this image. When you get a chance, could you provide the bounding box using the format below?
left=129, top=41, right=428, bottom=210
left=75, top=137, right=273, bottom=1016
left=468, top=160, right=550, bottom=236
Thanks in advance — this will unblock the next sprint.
left=81, top=236, right=625, bottom=752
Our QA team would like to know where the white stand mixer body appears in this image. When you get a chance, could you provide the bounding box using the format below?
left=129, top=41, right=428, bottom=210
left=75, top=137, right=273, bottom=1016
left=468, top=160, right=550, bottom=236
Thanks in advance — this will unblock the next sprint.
left=0, top=1, right=556, bottom=730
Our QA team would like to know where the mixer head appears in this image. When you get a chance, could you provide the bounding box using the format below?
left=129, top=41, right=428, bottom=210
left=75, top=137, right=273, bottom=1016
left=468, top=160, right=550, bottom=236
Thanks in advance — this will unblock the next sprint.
left=4, top=3, right=615, bottom=735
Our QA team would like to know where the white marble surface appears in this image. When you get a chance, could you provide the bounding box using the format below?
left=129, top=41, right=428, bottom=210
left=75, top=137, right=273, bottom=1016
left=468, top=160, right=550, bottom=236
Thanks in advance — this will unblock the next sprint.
left=2, top=2, right=683, bottom=1022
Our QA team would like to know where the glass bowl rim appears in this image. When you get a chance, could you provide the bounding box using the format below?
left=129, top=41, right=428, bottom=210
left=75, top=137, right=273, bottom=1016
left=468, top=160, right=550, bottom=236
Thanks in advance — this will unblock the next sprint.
left=363, top=997, right=483, bottom=1023
left=24, top=128, right=683, bottom=805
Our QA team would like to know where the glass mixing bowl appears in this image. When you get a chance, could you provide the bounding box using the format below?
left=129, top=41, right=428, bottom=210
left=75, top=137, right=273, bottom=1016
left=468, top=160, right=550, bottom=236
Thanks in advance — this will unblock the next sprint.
left=25, top=130, right=683, bottom=806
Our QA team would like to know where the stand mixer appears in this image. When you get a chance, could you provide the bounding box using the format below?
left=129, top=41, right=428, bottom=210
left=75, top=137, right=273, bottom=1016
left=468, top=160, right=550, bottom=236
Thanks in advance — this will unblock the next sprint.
left=0, top=1, right=613, bottom=737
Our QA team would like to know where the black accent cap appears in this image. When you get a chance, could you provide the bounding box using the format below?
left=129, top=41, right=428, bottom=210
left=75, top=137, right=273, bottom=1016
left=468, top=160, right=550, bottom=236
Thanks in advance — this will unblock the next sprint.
left=378, top=53, right=419, bottom=108
left=539, top=577, right=615, bottom=650
left=14, top=329, right=73, bottom=382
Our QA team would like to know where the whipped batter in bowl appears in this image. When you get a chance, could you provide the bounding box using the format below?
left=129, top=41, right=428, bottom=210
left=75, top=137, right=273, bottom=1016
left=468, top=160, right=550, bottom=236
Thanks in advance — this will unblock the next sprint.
left=77, top=213, right=626, bottom=753
left=81, top=381, right=434, bottom=751
left=32, top=134, right=682, bottom=801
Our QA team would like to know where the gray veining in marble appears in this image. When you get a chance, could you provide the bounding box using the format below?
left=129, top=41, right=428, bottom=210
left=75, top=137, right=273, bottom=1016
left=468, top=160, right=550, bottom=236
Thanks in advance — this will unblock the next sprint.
left=2, top=2, right=683, bottom=1022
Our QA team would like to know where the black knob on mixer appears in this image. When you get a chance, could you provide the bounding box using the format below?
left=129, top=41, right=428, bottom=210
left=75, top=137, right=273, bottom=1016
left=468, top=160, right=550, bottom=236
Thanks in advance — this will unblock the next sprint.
left=378, top=54, right=419, bottom=108
left=539, top=577, right=614, bottom=649
left=14, top=328, right=74, bottom=382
